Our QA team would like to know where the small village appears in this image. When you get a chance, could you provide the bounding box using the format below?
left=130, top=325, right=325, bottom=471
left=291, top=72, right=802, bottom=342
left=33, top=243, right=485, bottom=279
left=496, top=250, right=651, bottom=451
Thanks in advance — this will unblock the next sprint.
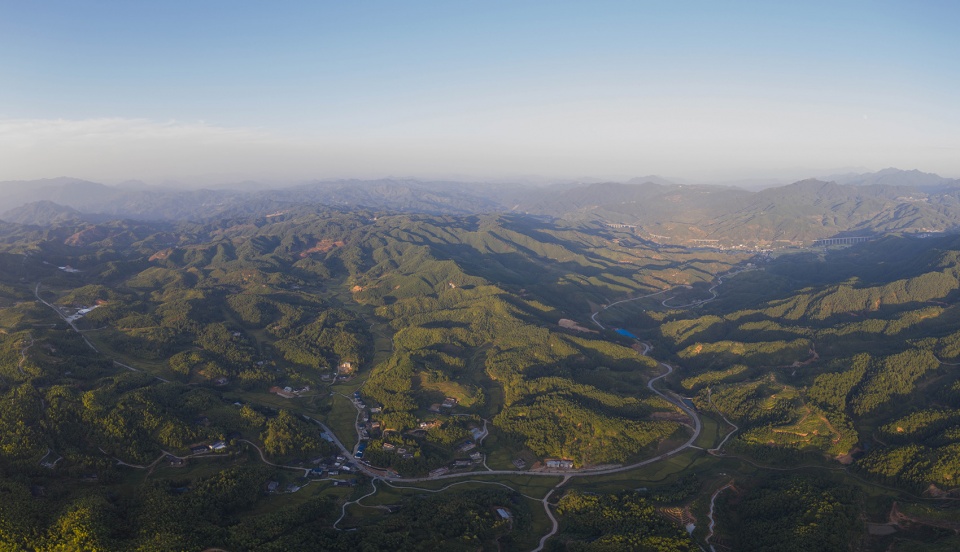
left=344, top=389, right=577, bottom=479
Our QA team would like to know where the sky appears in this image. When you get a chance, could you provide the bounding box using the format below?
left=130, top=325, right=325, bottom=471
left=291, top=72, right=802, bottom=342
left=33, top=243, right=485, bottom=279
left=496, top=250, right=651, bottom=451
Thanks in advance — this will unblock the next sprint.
left=1, top=1, right=958, bottom=184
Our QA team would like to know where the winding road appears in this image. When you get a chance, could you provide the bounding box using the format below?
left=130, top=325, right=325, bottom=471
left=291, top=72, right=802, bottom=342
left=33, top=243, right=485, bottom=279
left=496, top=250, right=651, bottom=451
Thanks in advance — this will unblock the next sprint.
left=53, top=256, right=952, bottom=548
left=17, top=334, right=33, bottom=376
left=705, top=481, right=735, bottom=552
left=590, top=288, right=670, bottom=330
left=35, top=282, right=98, bottom=352
left=308, top=336, right=704, bottom=550
left=590, top=268, right=751, bottom=328
left=661, top=267, right=752, bottom=309
left=239, top=439, right=315, bottom=476
left=316, top=358, right=702, bottom=485
left=300, top=271, right=734, bottom=549
left=334, top=478, right=381, bottom=530
left=33, top=267, right=739, bottom=549
left=532, top=475, right=570, bottom=552
left=34, top=282, right=170, bottom=383
left=706, top=389, right=739, bottom=455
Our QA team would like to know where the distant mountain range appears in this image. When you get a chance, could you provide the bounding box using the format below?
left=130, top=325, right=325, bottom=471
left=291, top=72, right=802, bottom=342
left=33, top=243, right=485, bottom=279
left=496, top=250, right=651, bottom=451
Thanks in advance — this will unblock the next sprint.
left=3, top=168, right=960, bottom=247
left=829, top=167, right=960, bottom=189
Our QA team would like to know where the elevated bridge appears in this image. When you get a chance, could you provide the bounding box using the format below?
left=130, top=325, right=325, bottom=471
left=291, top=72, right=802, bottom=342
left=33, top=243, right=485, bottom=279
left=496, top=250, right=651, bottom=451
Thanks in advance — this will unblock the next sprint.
left=812, top=236, right=872, bottom=247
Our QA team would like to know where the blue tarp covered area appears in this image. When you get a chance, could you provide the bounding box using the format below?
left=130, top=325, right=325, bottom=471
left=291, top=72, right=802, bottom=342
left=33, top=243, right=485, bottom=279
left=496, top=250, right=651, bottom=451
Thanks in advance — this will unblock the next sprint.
left=614, top=328, right=639, bottom=340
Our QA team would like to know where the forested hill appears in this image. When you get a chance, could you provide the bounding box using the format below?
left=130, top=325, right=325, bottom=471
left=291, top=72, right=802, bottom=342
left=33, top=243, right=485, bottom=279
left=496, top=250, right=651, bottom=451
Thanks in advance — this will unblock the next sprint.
left=650, top=233, right=960, bottom=493
left=1, top=203, right=960, bottom=548
left=4, top=168, right=960, bottom=248
left=0, top=209, right=740, bottom=474
left=0, top=206, right=749, bottom=549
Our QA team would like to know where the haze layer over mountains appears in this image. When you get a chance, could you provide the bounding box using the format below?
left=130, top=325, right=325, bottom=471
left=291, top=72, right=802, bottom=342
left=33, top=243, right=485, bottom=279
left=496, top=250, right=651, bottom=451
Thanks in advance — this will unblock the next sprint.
left=5, top=168, right=959, bottom=249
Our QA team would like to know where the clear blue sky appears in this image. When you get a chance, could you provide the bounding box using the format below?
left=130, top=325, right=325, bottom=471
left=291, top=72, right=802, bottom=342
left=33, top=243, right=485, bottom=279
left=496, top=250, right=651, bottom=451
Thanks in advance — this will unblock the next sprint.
left=1, top=1, right=958, bottom=183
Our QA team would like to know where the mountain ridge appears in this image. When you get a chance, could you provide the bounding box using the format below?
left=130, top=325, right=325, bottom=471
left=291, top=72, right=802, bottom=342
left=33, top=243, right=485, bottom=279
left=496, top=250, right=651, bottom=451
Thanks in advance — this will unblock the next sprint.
left=4, top=168, right=960, bottom=246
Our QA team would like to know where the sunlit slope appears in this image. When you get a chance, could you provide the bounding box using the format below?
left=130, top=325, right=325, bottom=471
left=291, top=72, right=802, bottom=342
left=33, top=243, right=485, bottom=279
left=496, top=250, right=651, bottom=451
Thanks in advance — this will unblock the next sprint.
left=658, top=235, right=960, bottom=490
left=5, top=210, right=743, bottom=471
left=308, top=214, right=713, bottom=466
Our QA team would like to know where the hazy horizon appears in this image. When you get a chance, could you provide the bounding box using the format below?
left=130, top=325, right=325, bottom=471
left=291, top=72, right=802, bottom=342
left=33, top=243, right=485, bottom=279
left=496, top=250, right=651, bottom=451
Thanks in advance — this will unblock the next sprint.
left=1, top=2, right=958, bottom=183
left=1, top=165, right=944, bottom=193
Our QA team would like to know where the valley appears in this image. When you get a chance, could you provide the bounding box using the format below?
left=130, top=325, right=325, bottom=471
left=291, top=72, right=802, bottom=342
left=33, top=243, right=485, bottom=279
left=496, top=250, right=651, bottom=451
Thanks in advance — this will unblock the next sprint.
left=0, top=193, right=958, bottom=550
left=5, top=1, right=958, bottom=548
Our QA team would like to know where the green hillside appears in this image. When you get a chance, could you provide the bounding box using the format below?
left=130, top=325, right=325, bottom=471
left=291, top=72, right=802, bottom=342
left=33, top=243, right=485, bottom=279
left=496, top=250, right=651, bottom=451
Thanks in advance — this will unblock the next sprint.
left=0, top=207, right=958, bottom=550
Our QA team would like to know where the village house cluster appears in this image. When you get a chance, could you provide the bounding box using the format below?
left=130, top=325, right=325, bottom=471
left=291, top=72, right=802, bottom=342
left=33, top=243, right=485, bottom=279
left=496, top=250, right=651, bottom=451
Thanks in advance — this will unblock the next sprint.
left=320, top=360, right=357, bottom=383
left=352, top=390, right=487, bottom=476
